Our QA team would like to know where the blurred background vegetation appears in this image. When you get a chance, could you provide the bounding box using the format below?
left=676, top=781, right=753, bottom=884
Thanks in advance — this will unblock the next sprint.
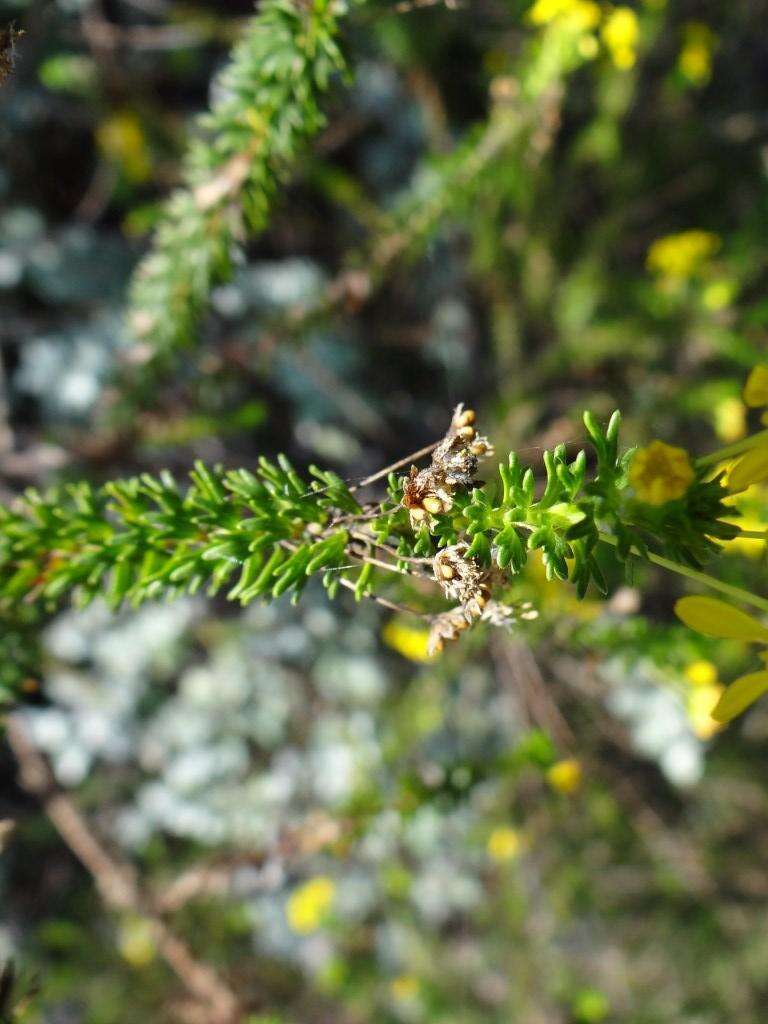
left=2, top=0, right=768, bottom=1020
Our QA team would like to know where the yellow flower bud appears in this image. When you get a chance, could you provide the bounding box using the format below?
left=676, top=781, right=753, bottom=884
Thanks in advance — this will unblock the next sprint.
left=546, top=758, right=583, bottom=794
left=487, top=826, right=521, bottom=862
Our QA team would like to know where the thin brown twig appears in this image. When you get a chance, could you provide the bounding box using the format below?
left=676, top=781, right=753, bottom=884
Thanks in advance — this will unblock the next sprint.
left=6, top=719, right=242, bottom=1023
left=492, top=637, right=575, bottom=751
left=350, top=440, right=441, bottom=492
left=336, top=575, right=429, bottom=617
left=349, top=531, right=433, bottom=565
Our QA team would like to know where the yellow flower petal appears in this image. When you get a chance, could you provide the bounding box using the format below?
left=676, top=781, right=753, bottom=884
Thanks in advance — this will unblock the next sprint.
left=713, top=397, right=746, bottom=443
left=646, top=230, right=720, bottom=280
left=674, top=596, right=768, bottom=643
left=286, top=876, right=336, bottom=935
left=678, top=22, right=715, bottom=87
left=601, top=8, right=639, bottom=69
left=487, top=826, right=521, bottom=862
left=684, top=659, right=718, bottom=687
left=686, top=683, right=724, bottom=739
left=712, top=671, right=768, bottom=723
left=728, top=445, right=768, bottom=493
left=743, top=365, right=768, bottom=408
left=546, top=758, right=583, bottom=794
left=382, top=620, right=435, bottom=663
left=629, top=441, right=694, bottom=505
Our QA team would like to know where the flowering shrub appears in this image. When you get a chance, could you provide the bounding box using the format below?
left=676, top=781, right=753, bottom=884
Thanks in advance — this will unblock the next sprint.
left=4, top=374, right=768, bottom=718
left=4, top=0, right=768, bottom=1019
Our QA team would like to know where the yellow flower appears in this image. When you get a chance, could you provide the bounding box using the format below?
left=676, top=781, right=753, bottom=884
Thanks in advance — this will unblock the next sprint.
left=678, top=22, right=715, bottom=87
left=629, top=441, right=694, bottom=505
left=546, top=757, right=583, bottom=794
left=675, top=597, right=768, bottom=722
left=713, top=397, right=746, bottom=443
left=529, top=0, right=599, bottom=27
left=686, top=683, right=725, bottom=739
left=684, top=659, right=718, bottom=687
left=117, top=916, right=157, bottom=968
left=601, top=7, right=639, bottom=69
left=487, top=826, right=522, bottom=862
left=382, top=620, right=434, bottom=663
left=712, top=395, right=749, bottom=444
left=701, top=279, right=736, bottom=311
left=390, top=975, right=420, bottom=1001
left=285, top=876, right=336, bottom=935
left=728, top=445, right=768, bottom=493
left=646, top=230, right=720, bottom=280
left=96, top=111, right=151, bottom=183
left=743, top=365, right=768, bottom=408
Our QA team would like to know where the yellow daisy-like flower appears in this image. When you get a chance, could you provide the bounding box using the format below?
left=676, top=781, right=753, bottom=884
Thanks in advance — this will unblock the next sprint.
left=675, top=596, right=768, bottom=722
left=382, top=620, right=434, bottom=663
left=601, top=7, right=639, bottom=69
left=743, top=365, right=768, bottom=408
left=285, top=876, right=336, bottom=935
left=684, top=659, right=718, bottom=688
left=629, top=441, right=695, bottom=505
left=678, top=22, right=715, bottom=87
left=546, top=757, right=583, bottom=794
left=487, top=826, right=522, bottom=862
left=646, top=230, right=720, bottom=280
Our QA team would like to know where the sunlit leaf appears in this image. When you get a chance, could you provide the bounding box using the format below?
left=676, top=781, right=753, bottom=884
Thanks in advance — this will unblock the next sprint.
left=728, top=445, right=768, bottom=493
left=712, top=671, right=768, bottom=722
left=674, top=596, right=768, bottom=642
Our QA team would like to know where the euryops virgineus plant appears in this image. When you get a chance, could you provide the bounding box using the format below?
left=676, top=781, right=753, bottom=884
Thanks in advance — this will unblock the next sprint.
left=5, top=373, right=768, bottom=719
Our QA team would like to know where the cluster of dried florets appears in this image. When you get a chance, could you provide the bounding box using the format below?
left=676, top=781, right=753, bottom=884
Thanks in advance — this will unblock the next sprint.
left=401, top=405, right=493, bottom=529
left=427, top=543, right=537, bottom=655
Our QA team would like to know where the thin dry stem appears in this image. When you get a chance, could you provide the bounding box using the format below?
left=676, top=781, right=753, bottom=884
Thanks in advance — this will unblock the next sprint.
left=6, top=718, right=242, bottom=1024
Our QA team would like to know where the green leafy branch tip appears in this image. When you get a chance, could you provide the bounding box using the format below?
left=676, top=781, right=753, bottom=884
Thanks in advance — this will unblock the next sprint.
left=1, top=402, right=760, bottom=684
left=127, top=0, right=356, bottom=368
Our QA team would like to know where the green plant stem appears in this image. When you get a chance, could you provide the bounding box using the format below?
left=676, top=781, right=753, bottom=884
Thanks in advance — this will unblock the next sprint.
left=697, top=429, right=768, bottom=468
left=597, top=531, right=768, bottom=615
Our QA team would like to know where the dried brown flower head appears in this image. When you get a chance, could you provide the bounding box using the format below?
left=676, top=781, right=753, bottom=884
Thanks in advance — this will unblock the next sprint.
left=401, top=404, right=493, bottom=528
left=428, top=544, right=538, bottom=655
left=433, top=543, right=491, bottom=618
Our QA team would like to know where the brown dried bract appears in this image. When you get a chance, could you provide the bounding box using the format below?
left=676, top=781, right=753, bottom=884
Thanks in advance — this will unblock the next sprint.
left=428, top=543, right=538, bottom=655
left=433, top=543, right=491, bottom=618
left=401, top=404, right=493, bottom=528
